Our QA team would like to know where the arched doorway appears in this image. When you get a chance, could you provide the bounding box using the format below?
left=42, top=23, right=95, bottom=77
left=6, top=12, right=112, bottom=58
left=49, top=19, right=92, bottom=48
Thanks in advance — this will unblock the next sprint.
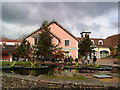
left=100, top=50, right=109, bottom=58
left=64, top=51, right=70, bottom=57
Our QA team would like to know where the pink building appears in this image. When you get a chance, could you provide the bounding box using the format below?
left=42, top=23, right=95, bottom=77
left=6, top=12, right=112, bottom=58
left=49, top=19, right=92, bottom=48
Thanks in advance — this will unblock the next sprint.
left=25, top=21, right=79, bottom=59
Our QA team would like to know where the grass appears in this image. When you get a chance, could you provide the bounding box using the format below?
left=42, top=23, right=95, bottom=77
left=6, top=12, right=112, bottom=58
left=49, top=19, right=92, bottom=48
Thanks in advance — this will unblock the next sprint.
left=41, top=74, right=86, bottom=80
left=1, top=61, right=31, bottom=67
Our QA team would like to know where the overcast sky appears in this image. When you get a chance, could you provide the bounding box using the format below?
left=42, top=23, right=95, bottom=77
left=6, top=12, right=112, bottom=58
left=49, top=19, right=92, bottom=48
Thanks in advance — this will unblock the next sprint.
left=2, top=1, right=118, bottom=39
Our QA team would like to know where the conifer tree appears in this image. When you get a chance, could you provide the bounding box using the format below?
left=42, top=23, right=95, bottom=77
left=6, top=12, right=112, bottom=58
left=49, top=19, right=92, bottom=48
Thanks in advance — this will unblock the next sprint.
left=16, top=39, right=32, bottom=60
left=78, top=34, right=92, bottom=56
left=35, top=21, right=56, bottom=58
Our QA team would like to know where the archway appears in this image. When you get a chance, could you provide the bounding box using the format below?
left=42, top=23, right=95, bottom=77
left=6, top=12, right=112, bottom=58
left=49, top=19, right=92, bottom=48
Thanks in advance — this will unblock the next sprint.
left=64, top=51, right=70, bottom=56
left=100, top=50, right=109, bottom=58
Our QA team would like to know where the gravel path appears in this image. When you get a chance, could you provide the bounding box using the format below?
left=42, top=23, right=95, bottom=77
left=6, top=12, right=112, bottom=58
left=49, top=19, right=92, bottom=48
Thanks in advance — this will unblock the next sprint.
left=1, top=72, right=119, bottom=89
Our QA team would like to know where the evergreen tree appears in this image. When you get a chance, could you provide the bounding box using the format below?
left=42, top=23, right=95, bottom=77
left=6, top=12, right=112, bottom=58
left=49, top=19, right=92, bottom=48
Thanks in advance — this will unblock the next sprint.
left=53, top=48, right=65, bottom=60
left=16, top=39, right=32, bottom=60
left=35, top=21, right=56, bottom=58
left=78, top=34, right=92, bottom=56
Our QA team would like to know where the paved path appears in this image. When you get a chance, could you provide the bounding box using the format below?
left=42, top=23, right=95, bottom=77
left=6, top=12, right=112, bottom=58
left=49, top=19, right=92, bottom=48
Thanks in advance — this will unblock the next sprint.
left=96, top=59, right=119, bottom=67
left=76, top=58, right=119, bottom=67
left=75, top=58, right=119, bottom=67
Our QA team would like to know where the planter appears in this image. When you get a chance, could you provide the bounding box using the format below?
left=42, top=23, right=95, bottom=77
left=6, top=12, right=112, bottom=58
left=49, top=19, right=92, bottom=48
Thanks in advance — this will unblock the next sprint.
left=64, top=66, right=113, bottom=71
left=23, top=66, right=49, bottom=70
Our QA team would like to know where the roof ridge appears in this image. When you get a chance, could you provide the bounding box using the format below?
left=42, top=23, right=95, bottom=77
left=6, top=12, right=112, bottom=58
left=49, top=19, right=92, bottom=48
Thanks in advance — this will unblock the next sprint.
left=24, top=20, right=78, bottom=41
left=49, top=20, right=79, bottom=41
left=23, top=22, right=60, bottom=41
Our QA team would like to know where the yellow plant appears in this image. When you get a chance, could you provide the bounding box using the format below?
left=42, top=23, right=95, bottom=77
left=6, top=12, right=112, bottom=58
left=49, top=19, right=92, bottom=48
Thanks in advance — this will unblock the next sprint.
left=74, top=63, right=79, bottom=67
left=30, top=62, right=38, bottom=68
left=10, top=62, right=16, bottom=67
left=86, top=64, right=90, bottom=67
left=94, top=64, right=100, bottom=68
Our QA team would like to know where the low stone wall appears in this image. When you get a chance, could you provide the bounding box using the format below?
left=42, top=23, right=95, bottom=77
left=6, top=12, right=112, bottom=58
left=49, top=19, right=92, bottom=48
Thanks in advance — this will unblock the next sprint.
left=1, top=73, right=119, bottom=90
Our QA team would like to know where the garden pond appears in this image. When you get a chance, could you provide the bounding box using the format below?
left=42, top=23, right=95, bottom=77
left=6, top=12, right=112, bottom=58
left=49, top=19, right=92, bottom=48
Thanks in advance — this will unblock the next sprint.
left=0, top=63, right=114, bottom=77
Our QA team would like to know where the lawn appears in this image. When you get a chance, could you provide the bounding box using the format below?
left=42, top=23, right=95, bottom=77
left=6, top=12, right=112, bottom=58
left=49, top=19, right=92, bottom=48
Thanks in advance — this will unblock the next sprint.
left=41, top=74, right=86, bottom=80
left=1, top=61, right=32, bottom=67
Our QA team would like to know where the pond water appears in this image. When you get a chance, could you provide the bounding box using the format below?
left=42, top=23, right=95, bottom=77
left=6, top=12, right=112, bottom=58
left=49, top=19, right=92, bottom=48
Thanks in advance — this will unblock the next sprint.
left=2, top=68, right=51, bottom=76
left=1, top=65, right=113, bottom=77
left=1, top=67, right=78, bottom=77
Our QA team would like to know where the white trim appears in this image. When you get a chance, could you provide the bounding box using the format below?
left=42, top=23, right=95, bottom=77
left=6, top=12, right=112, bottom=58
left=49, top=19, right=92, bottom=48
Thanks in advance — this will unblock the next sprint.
left=98, top=40, right=103, bottom=45
left=56, top=40, right=59, bottom=45
left=76, top=41, right=78, bottom=48
left=76, top=49, right=78, bottom=58
left=64, top=39, right=71, bottom=46
left=6, top=42, right=15, bottom=45
left=91, top=40, right=94, bottom=44
left=63, top=48, right=78, bottom=50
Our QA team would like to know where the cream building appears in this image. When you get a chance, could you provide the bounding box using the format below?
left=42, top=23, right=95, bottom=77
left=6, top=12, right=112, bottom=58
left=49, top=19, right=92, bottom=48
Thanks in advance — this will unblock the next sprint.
left=78, top=31, right=119, bottom=59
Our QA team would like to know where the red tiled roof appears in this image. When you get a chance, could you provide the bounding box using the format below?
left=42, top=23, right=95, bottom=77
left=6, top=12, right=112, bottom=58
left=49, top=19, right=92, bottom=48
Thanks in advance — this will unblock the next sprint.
left=77, top=34, right=120, bottom=48
left=24, top=26, right=61, bottom=42
left=105, top=34, right=120, bottom=48
left=77, top=37, right=108, bottom=47
left=0, top=39, right=22, bottom=42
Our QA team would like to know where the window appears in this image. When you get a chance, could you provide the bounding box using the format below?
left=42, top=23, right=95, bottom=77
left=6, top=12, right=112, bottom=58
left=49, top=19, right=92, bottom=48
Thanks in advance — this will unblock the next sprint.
left=98, top=40, right=103, bottom=45
left=34, top=38, right=38, bottom=45
left=65, top=40, right=70, bottom=46
left=100, top=50, right=109, bottom=58
left=91, top=40, right=94, bottom=44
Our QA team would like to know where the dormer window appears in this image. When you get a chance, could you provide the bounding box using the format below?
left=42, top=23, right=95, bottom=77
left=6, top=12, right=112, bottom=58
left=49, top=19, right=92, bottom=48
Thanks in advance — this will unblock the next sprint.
left=91, top=40, right=94, bottom=44
left=98, top=40, right=103, bottom=45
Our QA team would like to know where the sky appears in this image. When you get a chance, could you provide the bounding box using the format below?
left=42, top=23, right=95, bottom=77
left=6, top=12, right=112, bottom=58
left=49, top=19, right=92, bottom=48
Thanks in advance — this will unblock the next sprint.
left=1, top=1, right=119, bottom=39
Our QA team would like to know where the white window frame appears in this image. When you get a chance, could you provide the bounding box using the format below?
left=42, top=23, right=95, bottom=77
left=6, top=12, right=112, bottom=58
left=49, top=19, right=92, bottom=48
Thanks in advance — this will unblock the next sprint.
left=64, top=39, right=70, bottom=46
left=91, top=40, right=94, bottom=44
left=98, top=40, right=103, bottom=45
left=6, top=42, right=15, bottom=45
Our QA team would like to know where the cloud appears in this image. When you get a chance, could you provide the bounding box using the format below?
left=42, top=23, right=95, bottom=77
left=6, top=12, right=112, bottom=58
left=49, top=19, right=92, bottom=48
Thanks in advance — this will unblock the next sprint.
left=2, top=3, right=30, bottom=23
left=2, top=2, right=118, bottom=39
left=2, top=22, right=38, bottom=39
